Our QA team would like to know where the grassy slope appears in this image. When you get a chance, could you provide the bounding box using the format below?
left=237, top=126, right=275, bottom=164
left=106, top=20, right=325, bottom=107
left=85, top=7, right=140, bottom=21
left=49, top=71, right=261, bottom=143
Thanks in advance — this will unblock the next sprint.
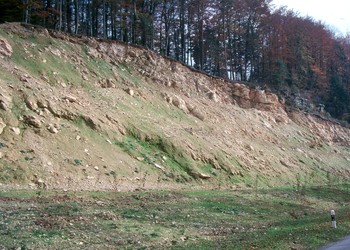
left=0, top=186, right=350, bottom=249
left=0, top=23, right=349, bottom=191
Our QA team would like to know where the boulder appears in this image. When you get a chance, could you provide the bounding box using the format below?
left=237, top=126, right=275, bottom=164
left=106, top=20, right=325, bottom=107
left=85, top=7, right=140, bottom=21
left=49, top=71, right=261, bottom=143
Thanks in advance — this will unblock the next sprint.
left=0, top=93, right=11, bottom=111
left=208, top=91, right=219, bottom=102
left=81, top=115, right=100, bottom=131
left=125, top=88, right=134, bottom=97
left=24, top=115, right=42, bottom=128
left=0, top=118, right=6, bottom=134
left=196, top=173, right=211, bottom=179
left=37, top=99, right=49, bottom=109
left=99, top=78, right=115, bottom=88
left=35, top=179, right=47, bottom=189
left=49, top=47, right=62, bottom=57
left=232, top=83, right=250, bottom=99
left=10, top=127, right=21, bottom=135
left=172, top=95, right=188, bottom=113
left=25, top=96, right=38, bottom=111
left=47, top=124, right=58, bottom=134
left=87, top=47, right=101, bottom=59
left=154, top=163, right=165, bottom=171
left=163, top=92, right=172, bottom=103
left=106, top=79, right=115, bottom=88
left=47, top=100, right=62, bottom=117
left=265, top=93, right=279, bottom=105
left=0, top=100, right=8, bottom=111
left=63, top=95, right=77, bottom=103
left=20, top=74, right=30, bottom=83
left=250, top=89, right=267, bottom=103
left=275, top=114, right=288, bottom=124
left=189, top=107, right=205, bottom=121
left=280, top=160, right=290, bottom=168
left=128, top=50, right=138, bottom=57
left=0, top=37, right=12, bottom=57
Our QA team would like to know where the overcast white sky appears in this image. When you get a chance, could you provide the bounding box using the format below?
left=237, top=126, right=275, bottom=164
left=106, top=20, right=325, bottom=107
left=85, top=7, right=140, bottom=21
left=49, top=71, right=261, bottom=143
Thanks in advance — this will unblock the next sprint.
left=271, top=0, right=350, bottom=36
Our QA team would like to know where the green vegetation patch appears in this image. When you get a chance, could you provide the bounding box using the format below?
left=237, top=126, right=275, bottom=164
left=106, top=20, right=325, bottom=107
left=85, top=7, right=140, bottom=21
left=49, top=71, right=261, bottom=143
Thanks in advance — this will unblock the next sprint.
left=0, top=165, right=27, bottom=183
left=1, top=186, right=350, bottom=249
left=115, top=126, right=195, bottom=181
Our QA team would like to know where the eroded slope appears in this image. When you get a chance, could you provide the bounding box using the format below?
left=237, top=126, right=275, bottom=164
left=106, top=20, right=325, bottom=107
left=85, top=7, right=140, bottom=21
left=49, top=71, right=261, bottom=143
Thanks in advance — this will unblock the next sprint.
left=0, top=23, right=349, bottom=191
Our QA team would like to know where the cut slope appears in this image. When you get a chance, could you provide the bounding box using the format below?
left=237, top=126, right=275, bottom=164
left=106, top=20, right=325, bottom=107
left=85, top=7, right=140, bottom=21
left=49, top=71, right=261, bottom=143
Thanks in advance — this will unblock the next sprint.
left=0, top=23, right=349, bottom=191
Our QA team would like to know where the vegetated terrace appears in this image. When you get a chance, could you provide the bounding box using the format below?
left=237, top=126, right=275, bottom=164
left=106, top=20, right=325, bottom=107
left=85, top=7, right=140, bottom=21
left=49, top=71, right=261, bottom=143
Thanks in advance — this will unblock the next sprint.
left=1, top=184, right=350, bottom=249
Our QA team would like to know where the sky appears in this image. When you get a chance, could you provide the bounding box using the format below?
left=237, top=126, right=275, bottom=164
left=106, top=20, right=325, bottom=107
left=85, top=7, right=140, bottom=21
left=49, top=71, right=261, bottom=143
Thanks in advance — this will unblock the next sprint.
left=271, top=0, right=350, bottom=36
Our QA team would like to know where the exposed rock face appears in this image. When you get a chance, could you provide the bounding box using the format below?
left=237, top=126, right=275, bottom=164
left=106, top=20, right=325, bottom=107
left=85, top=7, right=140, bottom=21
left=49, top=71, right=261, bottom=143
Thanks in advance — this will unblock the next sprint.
left=87, top=47, right=101, bottom=59
left=231, top=83, right=281, bottom=111
left=290, top=112, right=350, bottom=146
left=232, top=83, right=251, bottom=100
left=0, top=23, right=349, bottom=192
left=0, top=37, right=12, bottom=57
left=96, top=42, right=126, bottom=58
left=79, top=34, right=284, bottom=114
left=0, top=92, right=11, bottom=111
left=163, top=92, right=206, bottom=120
left=187, top=104, right=205, bottom=121
left=172, top=95, right=188, bottom=114
left=24, top=115, right=42, bottom=128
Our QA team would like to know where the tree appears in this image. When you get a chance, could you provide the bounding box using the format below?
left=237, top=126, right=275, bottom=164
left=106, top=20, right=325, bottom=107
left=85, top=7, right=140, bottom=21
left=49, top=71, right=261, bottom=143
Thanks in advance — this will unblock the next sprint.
left=0, top=0, right=23, bottom=23
left=1, top=0, right=350, bottom=121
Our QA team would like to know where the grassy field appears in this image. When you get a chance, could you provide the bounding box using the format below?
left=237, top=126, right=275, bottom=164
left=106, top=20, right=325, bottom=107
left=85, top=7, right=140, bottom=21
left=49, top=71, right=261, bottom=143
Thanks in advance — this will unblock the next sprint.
left=1, top=185, right=350, bottom=250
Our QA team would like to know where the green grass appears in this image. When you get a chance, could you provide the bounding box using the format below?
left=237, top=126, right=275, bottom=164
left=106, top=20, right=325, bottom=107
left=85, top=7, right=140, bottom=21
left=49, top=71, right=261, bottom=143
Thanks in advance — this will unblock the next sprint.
left=10, top=94, right=35, bottom=119
left=0, top=165, right=27, bottom=183
left=115, top=128, right=196, bottom=181
left=6, top=32, right=97, bottom=89
left=0, top=64, right=21, bottom=86
left=115, top=62, right=143, bottom=87
left=1, top=185, right=350, bottom=249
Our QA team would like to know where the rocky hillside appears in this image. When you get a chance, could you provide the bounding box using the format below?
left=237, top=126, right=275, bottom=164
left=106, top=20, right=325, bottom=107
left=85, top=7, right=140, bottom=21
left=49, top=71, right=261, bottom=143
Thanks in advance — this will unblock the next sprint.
left=0, top=23, right=349, bottom=191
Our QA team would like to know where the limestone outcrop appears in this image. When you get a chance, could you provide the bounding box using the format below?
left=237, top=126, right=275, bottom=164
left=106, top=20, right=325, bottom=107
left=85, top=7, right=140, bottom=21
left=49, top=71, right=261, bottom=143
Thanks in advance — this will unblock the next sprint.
left=0, top=37, right=12, bottom=57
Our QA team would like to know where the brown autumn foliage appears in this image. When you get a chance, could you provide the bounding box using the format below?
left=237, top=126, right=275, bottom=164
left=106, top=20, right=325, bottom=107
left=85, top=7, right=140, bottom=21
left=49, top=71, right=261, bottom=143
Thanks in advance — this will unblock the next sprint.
left=1, top=0, right=350, bottom=121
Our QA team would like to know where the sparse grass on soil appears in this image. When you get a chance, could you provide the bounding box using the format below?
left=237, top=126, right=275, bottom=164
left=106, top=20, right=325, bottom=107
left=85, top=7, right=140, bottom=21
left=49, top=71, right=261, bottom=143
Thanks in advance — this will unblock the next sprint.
left=115, top=128, right=195, bottom=181
left=1, top=185, right=350, bottom=249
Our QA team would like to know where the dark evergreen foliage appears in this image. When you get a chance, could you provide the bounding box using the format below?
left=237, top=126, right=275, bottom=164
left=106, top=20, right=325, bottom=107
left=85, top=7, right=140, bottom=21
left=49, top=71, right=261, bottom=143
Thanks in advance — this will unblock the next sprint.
left=0, top=0, right=22, bottom=23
